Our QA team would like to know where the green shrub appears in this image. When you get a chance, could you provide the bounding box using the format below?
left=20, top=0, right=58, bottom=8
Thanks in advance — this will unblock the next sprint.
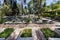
left=0, top=18, right=5, bottom=24
left=42, top=13, right=50, bottom=17
left=21, top=29, right=32, bottom=37
left=41, top=28, right=60, bottom=40
left=26, top=18, right=31, bottom=23
left=0, top=28, right=14, bottom=38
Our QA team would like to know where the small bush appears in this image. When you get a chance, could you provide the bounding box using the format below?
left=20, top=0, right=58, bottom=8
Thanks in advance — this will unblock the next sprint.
left=21, top=29, right=32, bottom=37
left=26, top=18, right=31, bottom=23
left=0, top=18, right=5, bottom=24
left=41, top=28, right=60, bottom=40
left=0, top=28, right=14, bottom=38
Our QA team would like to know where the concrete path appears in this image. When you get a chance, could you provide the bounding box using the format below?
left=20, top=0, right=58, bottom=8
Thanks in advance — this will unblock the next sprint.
left=0, top=28, right=5, bottom=33
left=35, top=30, right=46, bottom=40
left=6, top=28, right=21, bottom=40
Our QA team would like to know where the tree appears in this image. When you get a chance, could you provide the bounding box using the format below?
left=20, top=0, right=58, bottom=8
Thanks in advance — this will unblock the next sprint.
left=0, top=5, right=8, bottom=23
left=23, top=6, right=27, bottom=14
left=4, top=3, right=12, bottom=16
left=27, top=0, right=33, bottom=14
left=12, top=1, right=19, bottom=16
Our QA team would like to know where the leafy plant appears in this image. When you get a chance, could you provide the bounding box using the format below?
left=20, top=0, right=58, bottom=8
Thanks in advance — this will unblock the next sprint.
left=0, top=28, right=14, bottom=38
left=21, top=29, right=32, bottom=37
left=0, top=18, right=5, bottom=24
left=26, top=18, right=31, bottom=23
left=41, top=28, right=60, bottom=40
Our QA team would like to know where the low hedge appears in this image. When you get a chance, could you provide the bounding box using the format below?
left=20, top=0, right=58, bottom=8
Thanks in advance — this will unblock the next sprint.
left=41, top=28, right=60, bottom=40
left=26, top=18, right=31, bottom=23
left=21, top=29, right=32, bottom=37
left=0, top=28, right=14, bottom=38
left=0, top=18, right=5, bottom=24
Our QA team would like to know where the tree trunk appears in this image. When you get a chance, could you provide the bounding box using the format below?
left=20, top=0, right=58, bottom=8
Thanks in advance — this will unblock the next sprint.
left=38, top=0, right=42, bottom=18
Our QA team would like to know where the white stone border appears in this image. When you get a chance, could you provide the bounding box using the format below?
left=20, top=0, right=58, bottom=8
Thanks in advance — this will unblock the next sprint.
left=0, top=38, right=5, bottom=40
left=48, top=38, right=60, bottom=40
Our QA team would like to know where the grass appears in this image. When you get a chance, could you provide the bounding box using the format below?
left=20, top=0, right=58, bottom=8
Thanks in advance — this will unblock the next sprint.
left=0, top=28, right=14, bottom=38
left=41, top=28, right=60, bottom=40
left=21, top=29, right=32, bottom=37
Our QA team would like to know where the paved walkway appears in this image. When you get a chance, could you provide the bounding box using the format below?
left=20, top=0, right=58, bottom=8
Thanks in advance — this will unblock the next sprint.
left=8, top=27, right=41, bottom=40
left=31, top=27, right=46, bottom=40
left=36, top=30, right=42, bottom=40
left=6, top=28, right=21, bottom=40
left=0, top=24, right=57, bottom=40
left=35, top=29, right=46, bottom=40
left=0, top=28, right=5, bottom=33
